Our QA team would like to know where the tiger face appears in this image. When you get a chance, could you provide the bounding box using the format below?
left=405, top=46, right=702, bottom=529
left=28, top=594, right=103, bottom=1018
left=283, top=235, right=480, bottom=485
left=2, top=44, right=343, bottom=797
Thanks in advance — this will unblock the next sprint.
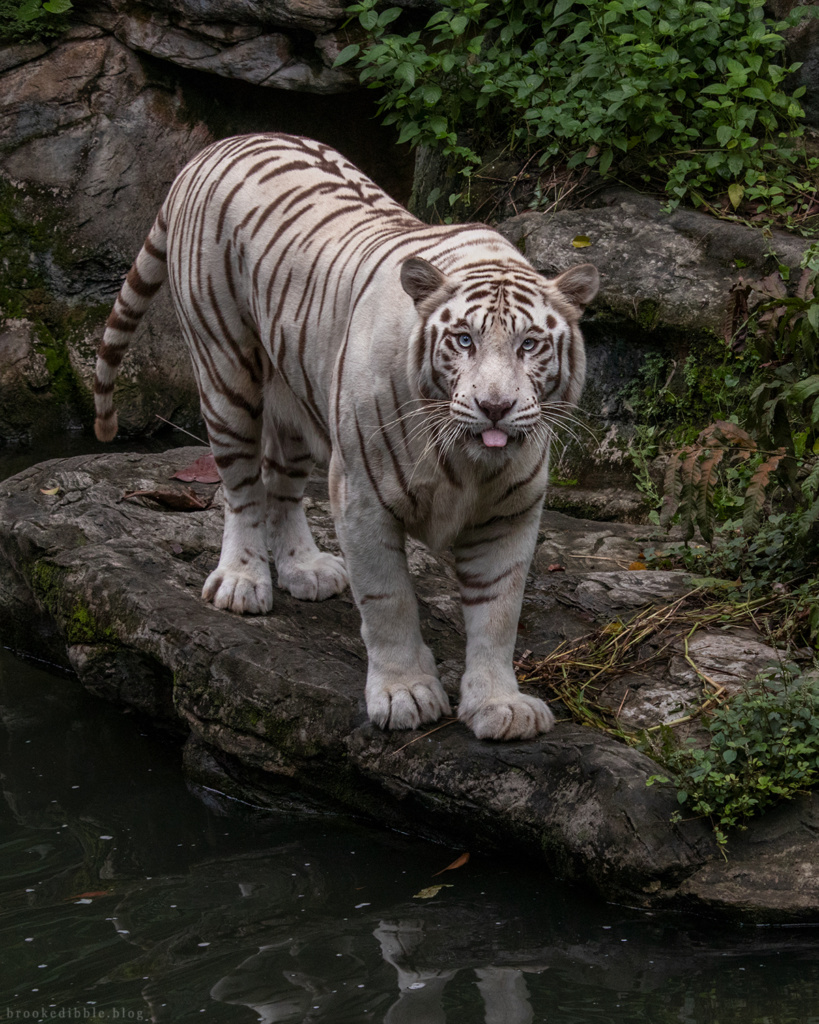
left=401, top=257, right=599, bottom=465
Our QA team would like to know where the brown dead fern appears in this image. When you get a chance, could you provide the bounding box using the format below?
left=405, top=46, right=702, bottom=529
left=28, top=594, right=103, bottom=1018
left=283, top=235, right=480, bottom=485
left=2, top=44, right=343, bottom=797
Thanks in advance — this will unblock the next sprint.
left=661, top=421, right=785, bottom=543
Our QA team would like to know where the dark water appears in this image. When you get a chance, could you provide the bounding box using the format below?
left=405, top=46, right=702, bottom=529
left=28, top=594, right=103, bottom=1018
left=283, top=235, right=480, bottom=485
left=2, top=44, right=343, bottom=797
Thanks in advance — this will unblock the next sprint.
left=0, top=430, right=200, bottom=484
left=2, top=652, right=819, bottom=1024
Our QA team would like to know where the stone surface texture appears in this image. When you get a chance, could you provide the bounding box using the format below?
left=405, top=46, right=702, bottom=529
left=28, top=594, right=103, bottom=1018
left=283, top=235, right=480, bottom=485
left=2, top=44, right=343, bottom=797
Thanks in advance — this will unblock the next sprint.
left=0, top=30, right=213, bottom=437
left=497, top=191, right=811, bottom=337
left=81, top=1, right=355, bottom=93
left=0, top=22, right=412, bottom=444
left=0, top=446, right=815, bottom=920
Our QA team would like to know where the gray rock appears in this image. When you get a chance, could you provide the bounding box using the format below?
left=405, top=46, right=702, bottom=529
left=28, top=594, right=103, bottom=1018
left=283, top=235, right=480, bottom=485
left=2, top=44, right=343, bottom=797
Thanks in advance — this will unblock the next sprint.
left=100, top=0, right=347, bottom=34
left=535, top=510, right=651, bottom=572
left=0, top=318, right=70, bottom=441
left=0, top=41, right=49, bottom=74
left=0, top=34, right=211, bottom=438
left=83, top=4, right=355, bottom=92
left=1, top=446, right=817, bottom=918
left=498, top=191, right=811, bottom=336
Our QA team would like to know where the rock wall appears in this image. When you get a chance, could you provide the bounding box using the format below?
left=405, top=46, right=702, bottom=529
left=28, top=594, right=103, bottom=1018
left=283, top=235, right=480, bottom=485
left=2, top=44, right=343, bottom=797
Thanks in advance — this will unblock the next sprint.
left=0, top=2, right=413, bottom=444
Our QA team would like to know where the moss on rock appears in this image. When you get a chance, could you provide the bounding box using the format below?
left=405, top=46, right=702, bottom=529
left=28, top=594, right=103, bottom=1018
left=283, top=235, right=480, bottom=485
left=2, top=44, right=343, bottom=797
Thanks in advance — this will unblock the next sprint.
left=0, top=179, right=115, bottom=440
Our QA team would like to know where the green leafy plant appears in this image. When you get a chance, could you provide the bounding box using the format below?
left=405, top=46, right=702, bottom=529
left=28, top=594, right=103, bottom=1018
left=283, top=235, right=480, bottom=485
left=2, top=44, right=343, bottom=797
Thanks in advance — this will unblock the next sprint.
left=0, top=0, right=72, bottom=44
left=647, top=667, right=819, bottom=847
left=657, top=243, right=819, bottom=547
left=337, top=0, right=818, bottom=221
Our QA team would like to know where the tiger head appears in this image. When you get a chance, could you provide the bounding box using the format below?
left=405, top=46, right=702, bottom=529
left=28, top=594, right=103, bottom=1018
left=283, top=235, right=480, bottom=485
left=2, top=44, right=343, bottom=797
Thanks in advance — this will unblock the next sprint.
left=402, top=257, right=599, bottom=464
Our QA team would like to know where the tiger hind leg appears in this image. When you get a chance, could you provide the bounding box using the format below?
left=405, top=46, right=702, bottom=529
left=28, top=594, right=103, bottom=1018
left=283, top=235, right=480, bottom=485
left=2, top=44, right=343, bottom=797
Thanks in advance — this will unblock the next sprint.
left=263, top=423, right=348, bottom=602
left=180, top=321, right=273, bottom=615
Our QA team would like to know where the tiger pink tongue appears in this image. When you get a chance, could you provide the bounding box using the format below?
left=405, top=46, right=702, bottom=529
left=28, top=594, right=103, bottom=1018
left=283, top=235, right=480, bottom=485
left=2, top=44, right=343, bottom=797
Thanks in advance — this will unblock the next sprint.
left=482, top=429, right=508, bottom=448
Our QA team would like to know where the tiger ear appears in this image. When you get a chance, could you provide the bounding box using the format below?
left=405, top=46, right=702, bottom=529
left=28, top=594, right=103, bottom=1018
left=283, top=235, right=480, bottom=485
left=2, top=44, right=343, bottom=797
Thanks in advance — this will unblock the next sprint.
left=553, top=263, right=599, bottom=308
left=401, top=257, right=448, bottom=305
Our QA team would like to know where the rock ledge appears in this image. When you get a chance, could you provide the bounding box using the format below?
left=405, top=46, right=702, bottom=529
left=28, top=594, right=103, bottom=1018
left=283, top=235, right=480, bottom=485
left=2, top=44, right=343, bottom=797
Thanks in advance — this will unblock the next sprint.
left=1, top=447, right=818, bottom=920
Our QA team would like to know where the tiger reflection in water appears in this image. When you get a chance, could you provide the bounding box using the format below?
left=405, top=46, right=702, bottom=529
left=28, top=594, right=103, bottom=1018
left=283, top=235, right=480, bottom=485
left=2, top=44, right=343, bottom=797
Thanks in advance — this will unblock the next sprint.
left=208, top=918, right=540, bottom=1023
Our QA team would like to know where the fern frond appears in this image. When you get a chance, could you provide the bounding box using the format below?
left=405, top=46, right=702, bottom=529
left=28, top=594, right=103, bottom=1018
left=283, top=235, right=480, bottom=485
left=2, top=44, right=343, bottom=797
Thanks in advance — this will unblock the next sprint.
left=706, top=420, right=756, bottom=453
left=696, top=448, right=725, bottom=545
left=660, top=449, right=685, bottom=529
left=802, top=459, right=819, bottom=502
left=678, top=449, right=702, bottom=542
left=797, top=495, right=819, bottom=538
left=743, top=449, right=785, bottom=536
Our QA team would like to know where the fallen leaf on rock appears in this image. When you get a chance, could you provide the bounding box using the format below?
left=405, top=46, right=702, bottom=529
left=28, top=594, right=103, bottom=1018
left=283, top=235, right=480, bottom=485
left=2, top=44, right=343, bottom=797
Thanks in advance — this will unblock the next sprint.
left=120, top=487, right=213, bottom=511
left=547, top=564, right=565, bottom=572
left=66, top=890, right=110, bottom=901
left=413, top=884, right=454, bottom=900
left=171, top=452, right=220, bottom=484
left=432, top=852, right=470, bottom=876
left=572, top=235, right=591, bottom=248
left=628, top=561, right=647, bottom=570
left=40, top=486, right=60, bottom=496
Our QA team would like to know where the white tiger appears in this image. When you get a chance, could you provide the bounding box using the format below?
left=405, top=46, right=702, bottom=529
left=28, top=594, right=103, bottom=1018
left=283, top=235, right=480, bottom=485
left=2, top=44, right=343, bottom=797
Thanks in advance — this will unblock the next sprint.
left=94, top=133, right=598, bottom=741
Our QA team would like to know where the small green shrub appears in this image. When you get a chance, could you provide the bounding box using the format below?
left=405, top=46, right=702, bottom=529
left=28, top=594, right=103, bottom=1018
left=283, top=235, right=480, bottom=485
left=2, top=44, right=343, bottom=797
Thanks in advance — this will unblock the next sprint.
left=338, top=0, right=818, bottom=220
left=0, top=0, right=72, bottom=45
left=647, top=667, right=819, bottom=846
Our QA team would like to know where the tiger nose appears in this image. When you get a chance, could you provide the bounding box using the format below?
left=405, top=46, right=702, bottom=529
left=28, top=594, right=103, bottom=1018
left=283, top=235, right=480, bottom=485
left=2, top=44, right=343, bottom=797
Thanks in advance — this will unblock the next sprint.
left=477, top=400, right=515, bottom=424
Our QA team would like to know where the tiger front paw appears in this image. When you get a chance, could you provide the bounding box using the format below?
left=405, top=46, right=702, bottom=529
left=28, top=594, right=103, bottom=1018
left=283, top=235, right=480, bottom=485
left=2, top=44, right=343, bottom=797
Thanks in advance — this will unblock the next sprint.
left=202, top=566, right=273, bottom=615
left=458, top=692, right=555, bottom=741
left=277, top=551, right=348, bottom=601
left=367, top=673, right=452, bottom=732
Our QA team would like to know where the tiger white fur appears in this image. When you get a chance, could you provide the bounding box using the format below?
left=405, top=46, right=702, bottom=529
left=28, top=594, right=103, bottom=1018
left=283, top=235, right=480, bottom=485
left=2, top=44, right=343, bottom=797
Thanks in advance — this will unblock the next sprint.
left=94, top=133, right=598, bottom=741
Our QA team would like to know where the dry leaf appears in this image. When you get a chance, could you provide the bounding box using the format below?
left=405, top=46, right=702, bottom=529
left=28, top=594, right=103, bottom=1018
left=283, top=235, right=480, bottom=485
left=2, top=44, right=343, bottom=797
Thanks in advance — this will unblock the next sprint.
left=723, top=279, right=750, bottom=349
left=172, top=453, right=220, bottom=484
left=752, top=270, right=787, bottom=300
left=432, top=852, right=470, bottom=876
left=628, top=561, right=647, bottom=570
left=547, top=563, right=565, bottom=573
left=796, top=267, right=815, bottom=303
left=40, top=486, right=60, bottom=496
left=413, top=884, right=453, bottom=900
left=66, top=890, right=110, bottom=900
left=120, top=487, right=213, bottom=511
left=571, top=235, right=591, bottom=248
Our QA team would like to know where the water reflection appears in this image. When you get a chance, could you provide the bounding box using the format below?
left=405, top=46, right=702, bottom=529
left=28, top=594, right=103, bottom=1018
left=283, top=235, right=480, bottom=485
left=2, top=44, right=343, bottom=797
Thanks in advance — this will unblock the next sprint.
left=2, top=649, right=819, bottom=1024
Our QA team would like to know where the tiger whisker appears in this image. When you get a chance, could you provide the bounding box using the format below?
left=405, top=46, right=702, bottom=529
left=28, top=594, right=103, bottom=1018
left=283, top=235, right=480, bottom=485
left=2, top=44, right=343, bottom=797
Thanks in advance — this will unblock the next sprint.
left=541, top=420, right=584, bottom=449
left=538, top=412, right=591, bottom=446
left=406, top=409, right=454, bottom=486
left=365, top=398, right=449, bottom=444
left=539, top=404, right=599, bottom=443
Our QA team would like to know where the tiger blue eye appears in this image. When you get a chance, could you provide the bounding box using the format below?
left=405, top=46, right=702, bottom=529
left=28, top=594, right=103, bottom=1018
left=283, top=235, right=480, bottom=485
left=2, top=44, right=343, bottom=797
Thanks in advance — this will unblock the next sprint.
left=457, top=333, right=473, bottom=349
left=521, top=338, right=536, bottom=351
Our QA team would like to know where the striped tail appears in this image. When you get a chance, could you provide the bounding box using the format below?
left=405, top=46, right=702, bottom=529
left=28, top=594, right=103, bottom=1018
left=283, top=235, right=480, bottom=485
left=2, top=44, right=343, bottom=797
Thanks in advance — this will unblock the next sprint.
left=93, top=209, right=169, bottom=441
